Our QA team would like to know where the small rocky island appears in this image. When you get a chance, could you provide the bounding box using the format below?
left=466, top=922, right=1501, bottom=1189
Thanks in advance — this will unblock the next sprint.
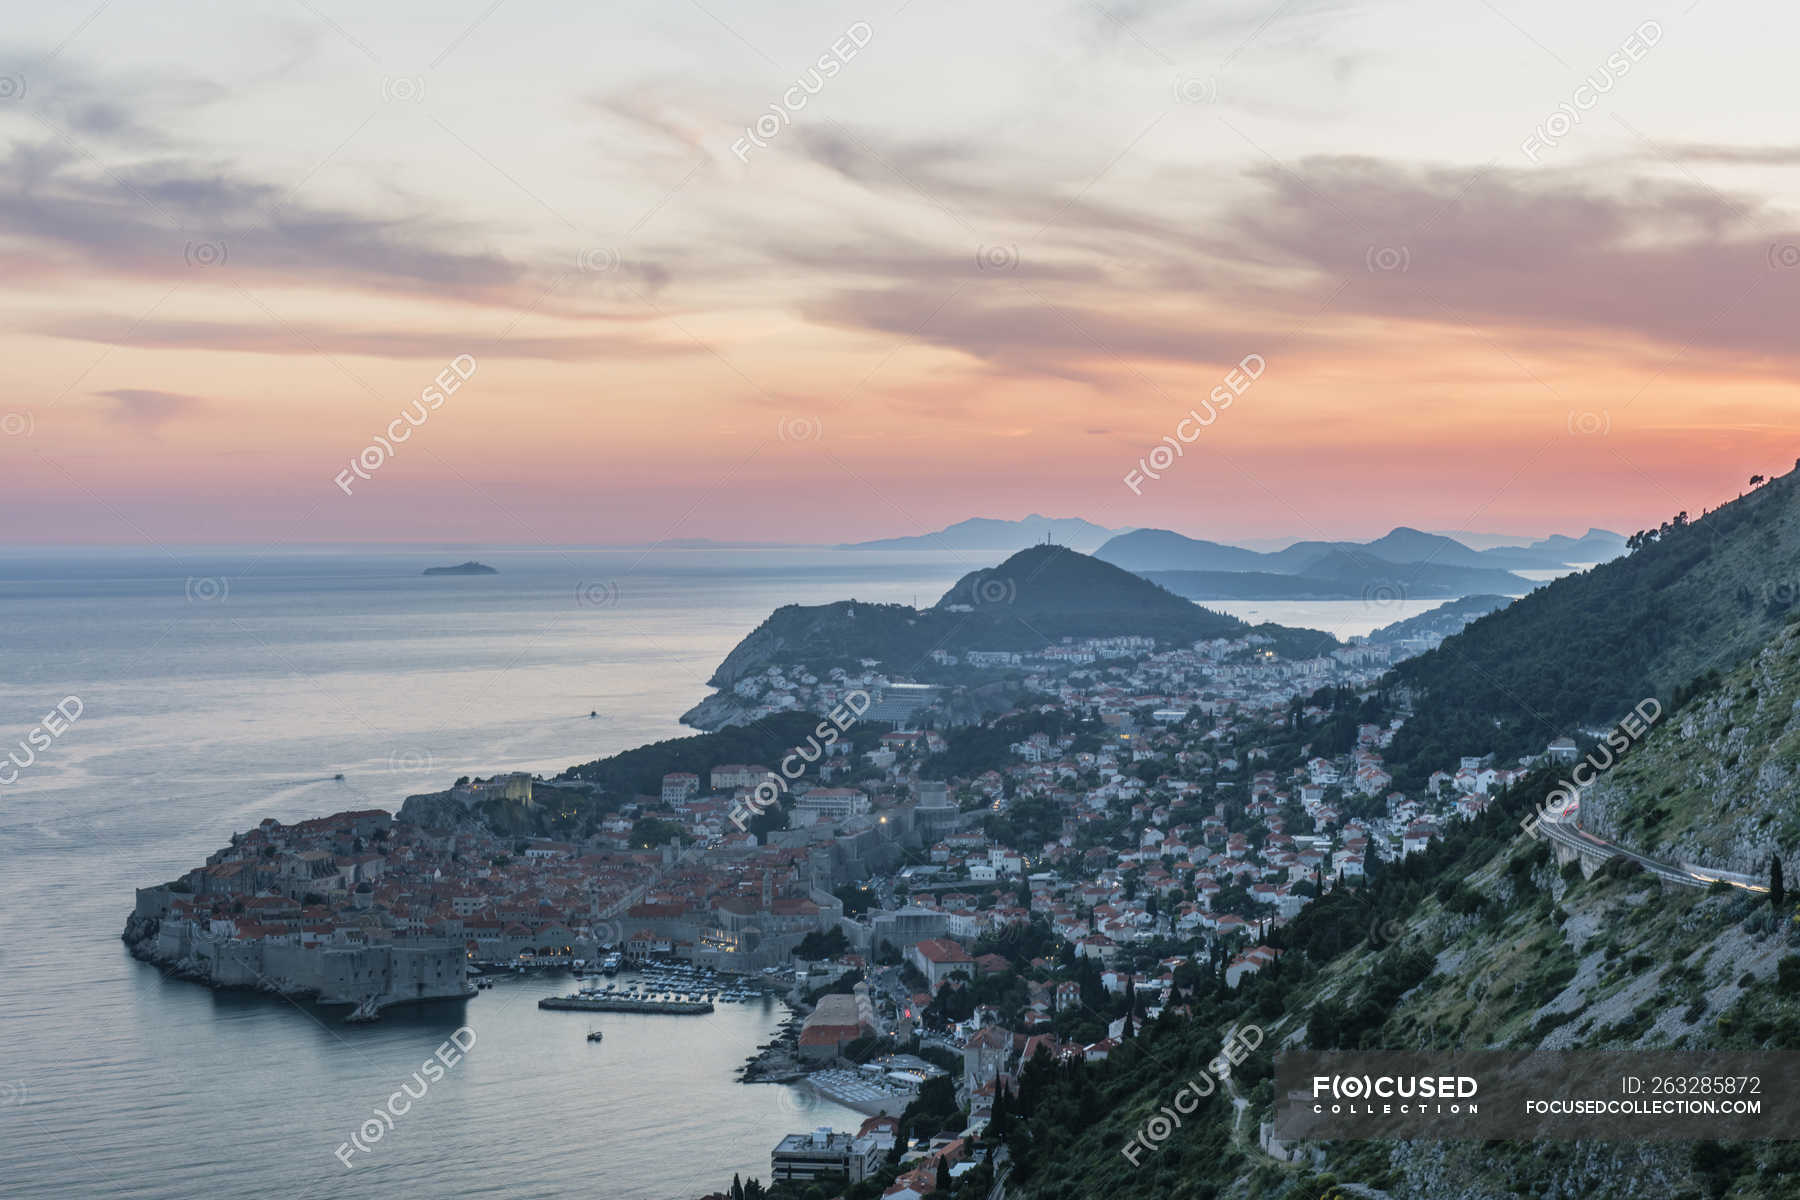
left=422, top=561, right=498, bottom=576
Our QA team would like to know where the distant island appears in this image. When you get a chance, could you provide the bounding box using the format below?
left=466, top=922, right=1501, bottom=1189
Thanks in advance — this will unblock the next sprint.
left=422, top=561, right=498, bottom=576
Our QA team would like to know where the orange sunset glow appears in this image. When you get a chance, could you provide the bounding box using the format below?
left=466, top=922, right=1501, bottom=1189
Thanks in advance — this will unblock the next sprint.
left=2, top=2, right=1795, bottom=544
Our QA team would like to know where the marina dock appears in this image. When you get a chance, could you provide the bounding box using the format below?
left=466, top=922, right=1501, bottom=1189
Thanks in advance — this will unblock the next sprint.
left=538, top=994, right=714, bottom=1014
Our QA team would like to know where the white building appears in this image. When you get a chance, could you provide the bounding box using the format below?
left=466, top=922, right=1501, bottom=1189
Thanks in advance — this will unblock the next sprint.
left=793, top=787, right=870, bottom=826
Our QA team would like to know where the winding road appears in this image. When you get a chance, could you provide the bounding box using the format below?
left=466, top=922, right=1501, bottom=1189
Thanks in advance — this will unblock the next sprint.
left=1535, top=803, right=1768, bottom=893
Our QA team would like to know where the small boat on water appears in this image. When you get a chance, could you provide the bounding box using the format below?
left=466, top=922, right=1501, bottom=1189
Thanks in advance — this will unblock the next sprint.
left=587, top=1028, right=604, bottom=1042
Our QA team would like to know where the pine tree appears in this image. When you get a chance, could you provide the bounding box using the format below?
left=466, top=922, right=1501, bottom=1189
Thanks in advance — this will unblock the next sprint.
left=731, top=1174, right=744, bottom=1200
left=936, top=1155, right=953, bottom=1193
left=1773, top=855, right=1786, bottom=910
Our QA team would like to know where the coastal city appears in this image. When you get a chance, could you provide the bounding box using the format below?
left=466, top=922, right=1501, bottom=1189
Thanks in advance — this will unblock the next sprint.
left=12, top=0, right=1798, bottom=1192
left=122, top=604, right=1577, bottom=1196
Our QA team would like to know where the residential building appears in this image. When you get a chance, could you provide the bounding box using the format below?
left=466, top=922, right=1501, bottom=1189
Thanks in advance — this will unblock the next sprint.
left=771, top=1128, right=882, bottom=1184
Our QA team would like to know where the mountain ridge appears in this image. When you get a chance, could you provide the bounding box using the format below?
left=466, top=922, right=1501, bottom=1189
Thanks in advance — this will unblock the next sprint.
left=1096, top=524, right=1626, bottom=576
left=837, top=515, right=1125, bottom=552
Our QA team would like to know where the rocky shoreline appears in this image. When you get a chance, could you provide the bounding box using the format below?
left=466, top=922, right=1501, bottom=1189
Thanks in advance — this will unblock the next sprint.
left=737, top=1010, right=806, bottom=1083
left=678, top=691, right=754, bottom=731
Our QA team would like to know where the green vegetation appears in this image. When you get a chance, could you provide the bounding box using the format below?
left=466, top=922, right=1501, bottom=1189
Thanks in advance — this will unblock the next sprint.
left=793, top=927, right=850, bottom=959
left=1366, top=593, right=1513, bottom=643
left=560, top=711, right=833, bottom=795
left=1386, top=468, right=1800, bottom=786
left=703, top=545, right=1336, bottom=688
left=995, top=739, right=1800, bottom=1198
left=628, top=817, right=685, bottom=848
left=1589, top=620, right=1800, bottom=865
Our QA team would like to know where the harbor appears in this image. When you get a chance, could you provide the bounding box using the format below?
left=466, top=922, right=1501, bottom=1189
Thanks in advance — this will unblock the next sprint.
left=540, top=993, right=714, bottom=1015
left=538, top=962, right=780, bottom=1016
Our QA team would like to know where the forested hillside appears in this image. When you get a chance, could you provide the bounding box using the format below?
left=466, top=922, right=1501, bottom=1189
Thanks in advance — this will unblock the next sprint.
left=1006, top=755, right=1800, bottom=1198
left=1384, top=467, right=1800, bottom=785
left=701, top=545, right=1334, bottom=690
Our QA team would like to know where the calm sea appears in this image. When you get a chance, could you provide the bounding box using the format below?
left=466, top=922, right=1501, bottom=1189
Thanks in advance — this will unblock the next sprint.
left=0, top=545, right=1401, bottom=1198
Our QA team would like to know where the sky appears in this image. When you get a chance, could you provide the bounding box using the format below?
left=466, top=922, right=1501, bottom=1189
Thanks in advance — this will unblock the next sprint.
left=2, top=0, right=1797, bottom=546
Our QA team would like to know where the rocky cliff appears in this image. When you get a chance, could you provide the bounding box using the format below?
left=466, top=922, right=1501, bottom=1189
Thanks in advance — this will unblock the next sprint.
left=1583, top=618, right=1800, bottom=876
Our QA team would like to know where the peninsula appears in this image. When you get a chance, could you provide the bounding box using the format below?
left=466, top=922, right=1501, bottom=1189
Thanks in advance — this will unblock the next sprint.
left=679, top=544, right=1338, bottom=730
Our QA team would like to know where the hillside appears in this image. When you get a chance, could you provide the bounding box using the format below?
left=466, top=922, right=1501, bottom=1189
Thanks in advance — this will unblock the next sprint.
left=1582, top=618, right=1800, bottom=876
left=1005, top=747, right=1800, bottom=1199
left=930, top=545, right=1338, bottom=658
left=932, top=544, right=1236, bottom=630
left=1385, top=468, right=1800, bottom=784
left=684, top=547, right=1338, bottom=727
left=1367, top=594, right=1515, bottom=643
left=703, top=548, right=1248, bottom=692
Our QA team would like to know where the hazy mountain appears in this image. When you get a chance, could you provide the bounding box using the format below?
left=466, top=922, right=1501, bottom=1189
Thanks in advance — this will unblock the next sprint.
left=1430, top=528, right=1539, bottom=550
left=1525, top=526, right=1629, bottom=562
left=1146, top=553, right=1532, bottom=600
left=1140, top=569, right=1387, bottom=601
left=1087, top=528, right=1269, bottom=572
left=1095, top=524, right=1616, bottom=577
left=1367, top=527, right=1490, bottom=566
left=1475, top=527, right=1630, bottom=570
left=838, top=515, right=1124, bottom=552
